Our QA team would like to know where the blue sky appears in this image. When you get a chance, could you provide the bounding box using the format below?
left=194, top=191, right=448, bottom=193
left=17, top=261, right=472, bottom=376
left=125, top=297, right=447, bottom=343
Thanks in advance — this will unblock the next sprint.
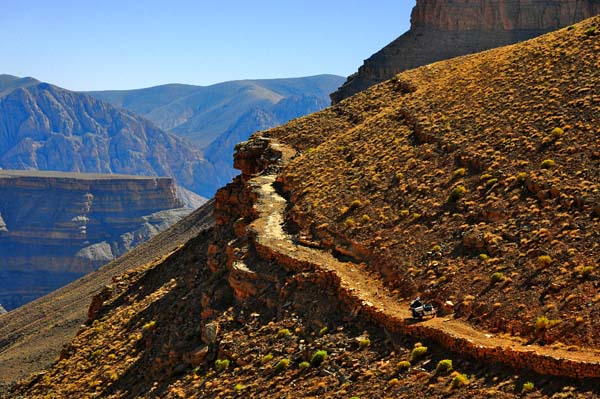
left=0, top=1, right=415, bottom=90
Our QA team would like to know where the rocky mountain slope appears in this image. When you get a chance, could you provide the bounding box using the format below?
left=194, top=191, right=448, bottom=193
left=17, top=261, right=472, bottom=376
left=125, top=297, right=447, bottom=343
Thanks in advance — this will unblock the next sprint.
left=89, top=75, right=343, bottom=195
left=331, top=0, right=600, bottom=103
left=5, top=15, right=600, bottom=398
left=0, top=170, right=190, bottom=310
left=0, top=82, right=216, bottom=195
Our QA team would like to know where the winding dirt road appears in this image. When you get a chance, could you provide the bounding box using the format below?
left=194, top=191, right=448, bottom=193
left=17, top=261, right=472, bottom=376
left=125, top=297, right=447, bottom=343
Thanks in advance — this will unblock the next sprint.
left=246, top=139, right=600, bottom=379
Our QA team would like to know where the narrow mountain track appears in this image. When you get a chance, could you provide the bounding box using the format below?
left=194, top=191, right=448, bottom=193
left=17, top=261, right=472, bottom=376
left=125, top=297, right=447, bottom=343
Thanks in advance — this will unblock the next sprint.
left=246, top=139, right=600, bottom=379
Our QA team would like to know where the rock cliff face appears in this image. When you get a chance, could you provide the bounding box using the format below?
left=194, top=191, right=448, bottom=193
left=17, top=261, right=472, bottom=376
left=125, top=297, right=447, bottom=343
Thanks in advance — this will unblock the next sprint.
left=0, top=170, right=189, bottom=310
left=331, top=0, right=600, bottom=103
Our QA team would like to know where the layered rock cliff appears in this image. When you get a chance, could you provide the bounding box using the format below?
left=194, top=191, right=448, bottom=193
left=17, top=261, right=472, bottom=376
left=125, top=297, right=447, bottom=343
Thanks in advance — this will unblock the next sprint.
left=0, top=170, right=189, bottom=310
left=331, top=0, right=600, bottom=103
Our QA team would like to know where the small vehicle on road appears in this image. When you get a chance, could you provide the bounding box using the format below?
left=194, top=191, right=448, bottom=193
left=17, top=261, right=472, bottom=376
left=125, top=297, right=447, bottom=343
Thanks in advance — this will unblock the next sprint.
left=410, top=297, right=436, bottom=319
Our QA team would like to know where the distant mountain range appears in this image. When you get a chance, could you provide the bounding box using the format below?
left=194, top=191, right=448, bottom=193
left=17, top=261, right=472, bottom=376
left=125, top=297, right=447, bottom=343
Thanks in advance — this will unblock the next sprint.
left=0, top=74, right=343, bottom=197
left=0, top=75, right=217, bottom=196
left=88, top=75, right=344, bottom=193
left=87, top=75, right=343, bottom=148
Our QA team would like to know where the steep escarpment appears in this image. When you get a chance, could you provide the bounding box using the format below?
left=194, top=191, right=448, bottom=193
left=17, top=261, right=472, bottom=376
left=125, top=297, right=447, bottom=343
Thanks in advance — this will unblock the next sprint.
left=0, top=82, right=217, bottom=196
left=331, top=0, right=600, bottom=102
left=0, top=170, right=189, bottom=310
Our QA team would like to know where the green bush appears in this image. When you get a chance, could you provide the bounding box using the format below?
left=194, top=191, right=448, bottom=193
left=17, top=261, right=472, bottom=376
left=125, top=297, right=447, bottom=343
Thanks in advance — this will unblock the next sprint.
left=299, top=361, right=310, bottom=370
left=453, top=168, right=466, bottom=178
left=261, top=354, right=274, bottom=364
left=550, top=127, right=564, bottom=138
left=276, top=328, right=291, bottom=338
left=141, top=320, right=156, bottom=331
left=274, top=358, right=290, bottom=372
left=534, top=316, right=561, bottom=332
left=490, top=272, right=505, bottom=284
left=451, top=372, right=469, bottom=388
left=447, top=185, right=467, bottom=202
left=310, top=350, right=328, bottom=366
left=215, top=359, right=230, bottom=372
left=538, top=255, right=553, bottom=266
left=522, top=381, right=535, bottom=393
left=436, top=359, right=453, bottom=374
left=358, top=337, right=371, bottom=348
left=410, top=345, right=428, bottom=362
left=396, top=360, right=411, bottom=371
left=234, top=383, right=244, bottom=392
left=540, top=159, right=555, bottom=169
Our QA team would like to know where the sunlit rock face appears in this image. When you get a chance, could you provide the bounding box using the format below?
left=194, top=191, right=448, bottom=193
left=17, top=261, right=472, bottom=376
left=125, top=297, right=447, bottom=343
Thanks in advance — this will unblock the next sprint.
left=331, top=0, right=600, bottom=103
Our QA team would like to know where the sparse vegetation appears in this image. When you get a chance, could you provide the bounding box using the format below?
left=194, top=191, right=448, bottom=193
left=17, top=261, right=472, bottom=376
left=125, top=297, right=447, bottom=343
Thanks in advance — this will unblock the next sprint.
left=310, top=350, right=328, bottom=366
left=410, top=345, right=428, bottom=362
left=490, top=272, right=505, bottom=284
left=451, top=372, right=469, bottom=388
left=274, top=358, right=290, bottom=372
left=436, top=359, right=453, bottom=374
left=447, top=185, right=467, bottom=202
left=215, top=359, right=230, bottom=372
left=522, top=381, right=535, bottom=393
left=585, top=26, right=599, bottom=36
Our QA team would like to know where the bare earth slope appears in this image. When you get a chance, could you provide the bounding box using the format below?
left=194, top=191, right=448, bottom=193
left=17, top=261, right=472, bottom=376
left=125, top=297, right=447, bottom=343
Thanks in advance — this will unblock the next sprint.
left=0, top=200, right=214, bottom=387
left=268, top=17, right=600, bottom=347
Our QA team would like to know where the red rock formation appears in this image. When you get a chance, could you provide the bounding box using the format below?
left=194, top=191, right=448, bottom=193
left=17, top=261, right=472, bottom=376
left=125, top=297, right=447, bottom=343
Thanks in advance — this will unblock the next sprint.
left=331, top=0, right=600, bottom=103
left=411, top=0, right=600, bottom=31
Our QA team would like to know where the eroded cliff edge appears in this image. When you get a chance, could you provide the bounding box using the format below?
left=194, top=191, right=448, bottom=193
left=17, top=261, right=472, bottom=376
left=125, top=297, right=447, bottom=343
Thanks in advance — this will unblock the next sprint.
left=0, top=170, right=189, bottom=310
left=331, top=0, right=600, bottom=103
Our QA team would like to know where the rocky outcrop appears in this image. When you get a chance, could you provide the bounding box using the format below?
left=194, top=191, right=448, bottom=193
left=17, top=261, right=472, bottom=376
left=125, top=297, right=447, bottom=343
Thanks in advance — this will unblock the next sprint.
left=0, top=170, right=190, bottom=310
left=331, top=0, right=600, bottom=103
